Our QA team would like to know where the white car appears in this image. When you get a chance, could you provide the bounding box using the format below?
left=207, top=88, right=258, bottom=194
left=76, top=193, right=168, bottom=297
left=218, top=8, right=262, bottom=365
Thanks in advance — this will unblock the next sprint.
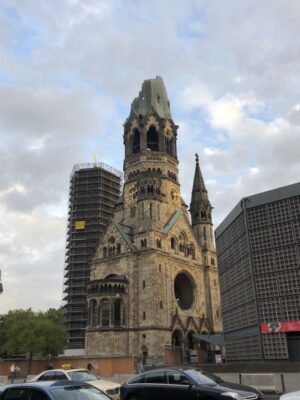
left=28, top=368, right=120, bottom=399
left=280, top=391, right=300, bottom=400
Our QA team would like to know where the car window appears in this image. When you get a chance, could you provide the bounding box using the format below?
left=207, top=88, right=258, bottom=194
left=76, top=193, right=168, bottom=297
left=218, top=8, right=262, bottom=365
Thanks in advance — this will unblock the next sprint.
left=29, top=389, right=50, bottom=400
left=167, top=371, right=191, bottom=385
left=69, top=371, right=97, bottom=382
left=38, top=372, right=56, bottom=381
left=3, top=388, right=29, bottom=400
left=185, top=369, right=222, bottom=385
left=128, top=374, right=145, bottom=384
left=145, top=370, right=167, bottom=384
left=53, top=372, right=68, bottom=380
left=50, top=386, right=111, bottom=400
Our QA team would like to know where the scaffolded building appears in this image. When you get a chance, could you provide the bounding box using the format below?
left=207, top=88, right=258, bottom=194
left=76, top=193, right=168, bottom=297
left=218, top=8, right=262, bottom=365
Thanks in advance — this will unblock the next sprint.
left=215, top=182, right=300, bottom=362
left=63, top=162, right=122, bottom=352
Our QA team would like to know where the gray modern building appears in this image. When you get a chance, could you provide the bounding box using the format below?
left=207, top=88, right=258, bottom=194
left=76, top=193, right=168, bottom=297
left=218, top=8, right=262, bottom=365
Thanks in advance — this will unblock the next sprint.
left=63, top=162, right=122, bottom=353
left=215, top=182, right=300, bottom=362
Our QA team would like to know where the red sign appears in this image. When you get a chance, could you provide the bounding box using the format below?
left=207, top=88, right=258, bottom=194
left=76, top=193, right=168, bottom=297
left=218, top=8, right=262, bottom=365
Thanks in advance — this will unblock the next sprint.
left=261, top=321, right=300, bottom=333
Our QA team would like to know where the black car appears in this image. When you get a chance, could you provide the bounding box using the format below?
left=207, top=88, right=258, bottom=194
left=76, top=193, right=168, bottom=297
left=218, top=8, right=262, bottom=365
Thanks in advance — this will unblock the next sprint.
left=120, top=368, right=263, bottom=400
left=0, top=380, right=113, bottom=400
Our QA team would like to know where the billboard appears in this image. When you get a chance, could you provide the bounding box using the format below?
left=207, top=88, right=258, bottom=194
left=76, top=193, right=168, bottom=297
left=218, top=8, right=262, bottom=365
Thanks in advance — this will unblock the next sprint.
left=261, top=320, right=300, bottom=333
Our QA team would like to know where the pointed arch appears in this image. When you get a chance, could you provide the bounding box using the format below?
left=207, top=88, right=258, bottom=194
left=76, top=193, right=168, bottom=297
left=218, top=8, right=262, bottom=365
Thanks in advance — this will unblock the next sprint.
left=132, top=128, right=140, bottom=154
left=147, top=125, right=159, bottom=151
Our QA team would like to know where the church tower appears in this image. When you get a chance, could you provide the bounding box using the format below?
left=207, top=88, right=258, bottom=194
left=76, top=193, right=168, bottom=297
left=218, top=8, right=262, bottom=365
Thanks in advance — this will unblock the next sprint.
left=85, top=77, right=222, bottom=364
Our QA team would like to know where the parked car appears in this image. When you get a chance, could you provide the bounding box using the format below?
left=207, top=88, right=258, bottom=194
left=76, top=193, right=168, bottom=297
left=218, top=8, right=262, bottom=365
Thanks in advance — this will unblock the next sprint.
left=0, top=380, right=112, bottom=400
left=28, top=368, right=120, bottom=400
left=120, top=368, right=264, bottom=400
left=280, top=390, right=300, bottom=400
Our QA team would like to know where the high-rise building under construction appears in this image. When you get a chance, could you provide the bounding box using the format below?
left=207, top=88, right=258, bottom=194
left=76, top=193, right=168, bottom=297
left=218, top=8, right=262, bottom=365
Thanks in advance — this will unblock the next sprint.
left=63, top=162, right=122, bottom=353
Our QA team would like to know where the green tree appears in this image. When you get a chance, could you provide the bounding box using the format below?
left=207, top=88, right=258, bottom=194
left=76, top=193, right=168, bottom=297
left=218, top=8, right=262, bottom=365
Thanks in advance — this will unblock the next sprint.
left=0, top=308, right=68, bottom=373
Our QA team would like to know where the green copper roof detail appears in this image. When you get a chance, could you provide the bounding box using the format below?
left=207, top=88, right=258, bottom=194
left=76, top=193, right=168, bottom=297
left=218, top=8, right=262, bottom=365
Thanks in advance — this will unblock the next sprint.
left=112, top=219, right=135, bottom=250
left=130, top=76, right=172, bottom=119
left=163, top=210, right=183, bottom=233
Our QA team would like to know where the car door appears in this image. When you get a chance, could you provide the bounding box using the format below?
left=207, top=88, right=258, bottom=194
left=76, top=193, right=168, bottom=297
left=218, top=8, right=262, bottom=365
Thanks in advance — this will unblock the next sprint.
left=166, top=370, right=198, bottom=400
left=143, top=370, right=168, bottom=399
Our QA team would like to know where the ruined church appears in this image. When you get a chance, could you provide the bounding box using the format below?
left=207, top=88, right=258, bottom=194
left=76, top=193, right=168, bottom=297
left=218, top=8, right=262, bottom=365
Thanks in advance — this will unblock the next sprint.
left=85, top=76, right=222, bottom=364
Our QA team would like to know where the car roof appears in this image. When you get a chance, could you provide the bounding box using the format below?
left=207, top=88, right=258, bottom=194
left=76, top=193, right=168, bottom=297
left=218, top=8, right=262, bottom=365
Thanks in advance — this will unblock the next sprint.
left=41, top=368, right=88, bottom=373
left=138, top=367, right=201, bottom=372
left=1, top=380, right=92, bottom=389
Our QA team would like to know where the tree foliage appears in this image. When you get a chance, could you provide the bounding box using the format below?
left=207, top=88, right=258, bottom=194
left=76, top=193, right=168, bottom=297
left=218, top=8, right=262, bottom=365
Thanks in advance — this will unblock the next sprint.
left=0, top=308, right=68, bottom=359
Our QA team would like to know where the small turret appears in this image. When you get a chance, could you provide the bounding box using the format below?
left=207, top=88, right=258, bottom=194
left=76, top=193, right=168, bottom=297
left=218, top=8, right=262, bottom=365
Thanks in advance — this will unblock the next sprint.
left=190, top=154, right=214, bottom=251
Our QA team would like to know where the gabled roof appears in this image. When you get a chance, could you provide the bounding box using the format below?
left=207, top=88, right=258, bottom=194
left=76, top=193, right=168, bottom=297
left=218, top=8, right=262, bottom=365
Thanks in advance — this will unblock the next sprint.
left=111, top=219, right=135, bottom=251
left=163, top=210, right=183, bottom=234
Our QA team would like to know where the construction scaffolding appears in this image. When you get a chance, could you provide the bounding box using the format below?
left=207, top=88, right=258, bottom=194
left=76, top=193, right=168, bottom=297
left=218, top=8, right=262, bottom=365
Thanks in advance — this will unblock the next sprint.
left=63, top=162, right=122, bottom=350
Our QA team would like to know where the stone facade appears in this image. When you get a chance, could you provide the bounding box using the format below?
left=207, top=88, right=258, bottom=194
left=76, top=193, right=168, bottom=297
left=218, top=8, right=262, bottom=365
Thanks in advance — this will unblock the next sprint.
left=85, top=76, right=222, bottom=363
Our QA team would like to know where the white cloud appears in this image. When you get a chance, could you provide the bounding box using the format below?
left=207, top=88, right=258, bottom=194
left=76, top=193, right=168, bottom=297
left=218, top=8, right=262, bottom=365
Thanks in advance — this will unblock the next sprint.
left=1, top=0, right=300, bottom=313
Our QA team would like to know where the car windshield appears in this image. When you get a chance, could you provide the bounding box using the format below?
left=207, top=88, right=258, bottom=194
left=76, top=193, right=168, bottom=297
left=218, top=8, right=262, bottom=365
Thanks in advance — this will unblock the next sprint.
left=68, top=371, right=98, bottom=382
left=185, top=370, right=223, bottom=385
left=51, top=385, right=110, bottom=400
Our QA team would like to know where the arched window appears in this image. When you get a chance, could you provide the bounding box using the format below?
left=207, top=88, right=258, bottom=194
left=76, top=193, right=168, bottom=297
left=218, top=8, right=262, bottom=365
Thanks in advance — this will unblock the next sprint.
left=132, top=128, right=140, bottom=154
left=90, top=300, right=98, bottom=327
left=113, top=298, right=121, bottom=327
left=117, top=243, right=121, bottom=254
left=187, top=330, right=196, bottom=350
left=100, top=299, right=110, bottom=327
left=188, top=243, right=195, bottom=258
left=147, top=126, right=159, bottom=151
left=171, top=237, right=177, bottom=250
left=172, top=329, right=183, bottom=347
left=179, top=233, right=187, bottom=255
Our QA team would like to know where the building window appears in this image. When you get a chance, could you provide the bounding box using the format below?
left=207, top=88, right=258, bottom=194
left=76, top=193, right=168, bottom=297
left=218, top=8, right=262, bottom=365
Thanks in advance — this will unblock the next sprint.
left=132, top=128, right=140, bottom=154
left=130, top=206, right=136, bottom=217
left=113, top=298, right=121, bottom=327
left=171, top=237, right=176, bottom=250
left=142, top=280, right=146, bottom=289
left=141, top=239, right=147, bottom=248
left=156, top=239, right=162, bottom=248
left=90, top=300, right=98, bottom=327
left=103, top=247, right=107, bottom=257
left=116, top=243, right=121, bottom=254
left=160, top=301, right=163, bottom=310
left=143, top=311, right=146, bottom=320
left=147, top=126, right=159, bottom=151
left=100, top=299, right=110, bottom=327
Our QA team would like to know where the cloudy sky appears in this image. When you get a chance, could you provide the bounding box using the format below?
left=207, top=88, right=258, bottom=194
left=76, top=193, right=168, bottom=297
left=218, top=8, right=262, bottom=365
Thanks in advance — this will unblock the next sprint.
left=1, top=0, right=300, bottom=313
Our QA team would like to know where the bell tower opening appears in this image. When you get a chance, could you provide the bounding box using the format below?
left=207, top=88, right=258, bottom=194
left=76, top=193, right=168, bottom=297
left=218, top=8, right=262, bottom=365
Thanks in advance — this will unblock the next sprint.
left=147, top=126, right=159, bottom=151
left=132, top=128, right=140, bottom=154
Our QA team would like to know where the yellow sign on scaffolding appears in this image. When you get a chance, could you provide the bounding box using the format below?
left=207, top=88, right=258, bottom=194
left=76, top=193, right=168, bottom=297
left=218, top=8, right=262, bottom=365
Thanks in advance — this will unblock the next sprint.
left=75, top=220, right=85, bottom=230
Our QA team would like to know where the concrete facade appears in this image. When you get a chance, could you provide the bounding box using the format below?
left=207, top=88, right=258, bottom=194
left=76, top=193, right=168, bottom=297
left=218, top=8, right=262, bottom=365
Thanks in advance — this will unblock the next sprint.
left=85, top=77, right=222, bottom=364
left=215, top=182, right=300, bottom=362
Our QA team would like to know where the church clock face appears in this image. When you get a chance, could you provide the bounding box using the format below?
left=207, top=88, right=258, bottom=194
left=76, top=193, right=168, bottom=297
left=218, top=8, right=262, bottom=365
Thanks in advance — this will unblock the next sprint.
left=125, top=183, right=138, bottom=204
